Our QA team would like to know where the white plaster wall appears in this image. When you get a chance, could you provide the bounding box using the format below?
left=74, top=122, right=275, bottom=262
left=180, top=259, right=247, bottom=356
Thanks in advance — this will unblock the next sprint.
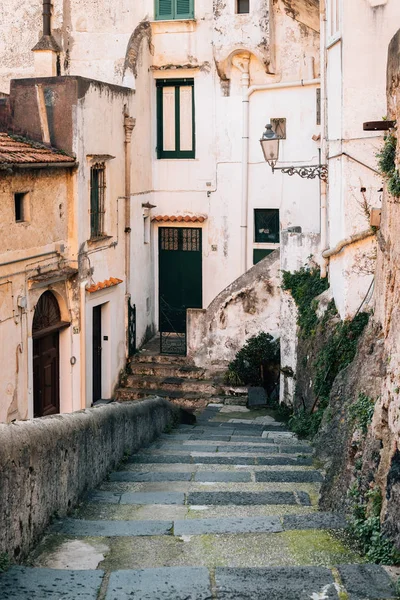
left=324, top=0, right=400, bottom=318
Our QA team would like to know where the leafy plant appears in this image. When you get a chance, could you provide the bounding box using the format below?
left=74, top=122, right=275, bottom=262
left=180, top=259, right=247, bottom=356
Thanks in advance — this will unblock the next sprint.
left=349, top=392, right=375, bottom=434
left=0, top=553, right=10, bottom=573
left=282, top=266, right=329, bottom=336
left=288, top=406, right=325, bottom=439
left=224, top=332, right=280, bottom=386
left=377, top=131, right=400, bottom=198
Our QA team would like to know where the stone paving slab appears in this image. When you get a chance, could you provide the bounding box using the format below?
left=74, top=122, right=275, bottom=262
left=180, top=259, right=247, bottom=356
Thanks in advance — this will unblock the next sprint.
left=189, top=434, right=232, bottom=441
left=109, top=471, right=192, bottom=482
left=120, top=492, right=185, bottom=505
left=296, top=491, right=312, bottom=506
left=87, top=491, right=121, bottom=504
left=52, top=518, right=173, bottom=537
left=257, top=456, right=313, bottom=466
left=216, top=444, right=279, bottom=453
left=337, top=564, right=396, bottom=599
left=215, top=566, right=339, bottom=599
left=187, top=491, right=309, bottom=506
left=278, top=445, right=313, bottom=454
left=195, top=471, right=252, bottom=482
left=0, top=567, right=104, bottom=599
left=283, top=513, right=347, bottom=530
left=256, top=470, right=323, bottom=483
left=106, top=567, right=212, bottom=600
left=192, top=455, right=256, bottom=465
left=127, top=454, right=194, bottom=464
left=174, top=516, right=283, bottom=535
left=153, top=444, right=219, bottom=452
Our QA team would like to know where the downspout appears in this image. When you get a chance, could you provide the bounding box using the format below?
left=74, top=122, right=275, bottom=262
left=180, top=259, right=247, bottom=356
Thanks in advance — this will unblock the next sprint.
left=123, top=111, right=135, bottom=357
left=80, top=280, right=87, bottom=409
left=241, top=77, right=321, bottom=274
left=124, top=112, right=136, bottom=295
left=320, top=0, right=328, bottom=277
left=43, top=0, right=52, bottom=36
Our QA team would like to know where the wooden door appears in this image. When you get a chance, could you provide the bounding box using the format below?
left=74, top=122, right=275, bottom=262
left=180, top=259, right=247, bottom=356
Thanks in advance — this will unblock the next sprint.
left=158, top=227, right=202, bottom=333
left=33, top=332, right=60, bottom=417
left=92, top=305, right=102, bottom=402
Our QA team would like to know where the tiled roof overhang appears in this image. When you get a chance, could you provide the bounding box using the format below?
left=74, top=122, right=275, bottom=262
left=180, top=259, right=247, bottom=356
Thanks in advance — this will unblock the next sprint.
left=86, top=278, right=123, bottom=293
left=151, top=215, right=207, bottom=223
left=0, top=133, right=75, bottom=167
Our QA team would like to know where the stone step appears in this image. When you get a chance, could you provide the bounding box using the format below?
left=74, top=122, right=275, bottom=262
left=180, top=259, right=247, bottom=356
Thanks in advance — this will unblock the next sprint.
left=115, top=387, right=247, bottom=404
left=126, top=453, right=313, bottom=466
left=2, top=564, right=395, bottom=600
left=51, top=512, right=347, bottom=538
left=109, top=469, right=323, bottom=483
left=124, top=374, right=219, bottom=394
left=128, top=361, right=207, bottom=379
left=130, top=352, right=189, bottom=365
left=151, top=442, right=313, bottom=454
left=86, top=490, right=311, bottom=506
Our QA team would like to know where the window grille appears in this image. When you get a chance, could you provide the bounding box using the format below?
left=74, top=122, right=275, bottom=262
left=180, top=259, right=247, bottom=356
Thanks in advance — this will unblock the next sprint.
left=90, top=163, right=106, bottom=238
left=254, top=209, right=280, bottom=244
left=237, top=0, right=249, bottom=14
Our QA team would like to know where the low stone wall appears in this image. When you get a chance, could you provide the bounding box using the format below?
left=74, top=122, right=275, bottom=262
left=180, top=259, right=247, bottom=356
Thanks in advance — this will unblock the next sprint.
left=187, top=250, right=280, bottom=370
left=0, top=398, right=179, bottom=561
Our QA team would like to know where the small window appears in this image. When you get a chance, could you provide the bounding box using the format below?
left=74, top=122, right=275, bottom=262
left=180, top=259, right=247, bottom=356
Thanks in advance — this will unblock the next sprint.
left=155, top=0, right=194, bottom=20
left=14, top=192, right=28, bottom=222
left=156, top=79, right=195, bottom=159
left=90, top=163, right=106, bottom=238
left=327, top=0, right=340, bottom=39
left=254, top=209, right=280, bottom=244
left=237, top=0, right=249, bottom=14
left=253, top=249, right=273, bottom=265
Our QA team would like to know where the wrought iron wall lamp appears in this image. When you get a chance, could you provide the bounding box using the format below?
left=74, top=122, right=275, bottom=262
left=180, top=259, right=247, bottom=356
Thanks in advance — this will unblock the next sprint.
left=260, top=124, right=328, bottom=183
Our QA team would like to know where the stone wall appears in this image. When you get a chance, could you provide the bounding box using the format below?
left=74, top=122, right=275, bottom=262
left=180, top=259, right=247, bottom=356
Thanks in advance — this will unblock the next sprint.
left=0, top=398, right=179, bottom=561
left=186, top=250, right=280, bottom=370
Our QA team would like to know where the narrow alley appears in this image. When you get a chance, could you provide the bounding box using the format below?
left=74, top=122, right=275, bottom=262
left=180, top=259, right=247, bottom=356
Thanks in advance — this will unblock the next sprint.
left=0, top=404, right=395, bottom=599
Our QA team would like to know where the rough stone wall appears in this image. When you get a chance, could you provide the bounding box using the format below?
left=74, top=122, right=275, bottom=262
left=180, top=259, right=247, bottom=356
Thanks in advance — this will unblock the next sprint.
left=187, top=250, right=280, bottom=370
left=0, top=398, right=179, bottom=561
left=372, top=28, right=400, bottom=546
left=308, top=29, right=400, bottom=550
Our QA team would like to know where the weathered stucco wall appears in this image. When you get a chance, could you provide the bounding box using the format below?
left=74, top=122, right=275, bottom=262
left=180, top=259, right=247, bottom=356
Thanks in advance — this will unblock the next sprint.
left=187, top=250, right=280, bottom=369
left=0, top=398, right=179, bottom=561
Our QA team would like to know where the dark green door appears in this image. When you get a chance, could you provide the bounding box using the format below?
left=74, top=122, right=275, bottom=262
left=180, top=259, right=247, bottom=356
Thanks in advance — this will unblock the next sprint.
left=159, top=227, right=202, bottom=342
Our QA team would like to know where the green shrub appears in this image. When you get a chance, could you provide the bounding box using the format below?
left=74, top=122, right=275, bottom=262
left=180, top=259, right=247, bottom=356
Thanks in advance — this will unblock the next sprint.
left=377, top=132, right=400, bottom=198
left=288, top=406, right=325, bottom=439
left=282, top=266, right=329, bottom=336
left=349, top=392, right=376, bottom=434
left=225, top=332, right=280, bottom=386
left=0, top=553, right=10, bottom=573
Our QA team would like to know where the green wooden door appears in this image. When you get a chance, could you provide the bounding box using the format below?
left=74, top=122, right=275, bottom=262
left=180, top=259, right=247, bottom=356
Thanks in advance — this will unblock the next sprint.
left=159, top=227, right=202, bottom=336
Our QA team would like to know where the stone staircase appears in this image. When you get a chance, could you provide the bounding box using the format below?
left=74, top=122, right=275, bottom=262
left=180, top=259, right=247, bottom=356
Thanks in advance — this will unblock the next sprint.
left=1, top=404, right=396, bottom=599
left=115, top=338, right=248, bottom=409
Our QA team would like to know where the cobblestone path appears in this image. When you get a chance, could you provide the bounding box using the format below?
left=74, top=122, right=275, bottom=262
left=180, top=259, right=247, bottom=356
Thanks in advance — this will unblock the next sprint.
left=0, top=404, right=396, bottom=599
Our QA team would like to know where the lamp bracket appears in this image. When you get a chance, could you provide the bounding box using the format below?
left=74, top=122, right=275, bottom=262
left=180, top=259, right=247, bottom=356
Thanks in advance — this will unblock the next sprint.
left=273, top=164, right=328, bottom=183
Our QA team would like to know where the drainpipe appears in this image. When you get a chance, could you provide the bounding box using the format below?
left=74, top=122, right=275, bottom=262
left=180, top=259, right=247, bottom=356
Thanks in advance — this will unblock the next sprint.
left=232, top=53, right=251, bottom=275
left=319, top=0, right=328, bottom=277
left=79, top=280, right=87, bottom=410
left=123, top=112, right=136, bottom=295
left=240, top=77, right=321, bottom=274
left=43, top=0, right=52, bottom=36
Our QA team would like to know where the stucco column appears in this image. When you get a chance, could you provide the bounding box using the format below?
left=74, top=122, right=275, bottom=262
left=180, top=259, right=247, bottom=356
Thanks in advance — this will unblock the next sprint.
left=124, top=114, right=136, bottom=295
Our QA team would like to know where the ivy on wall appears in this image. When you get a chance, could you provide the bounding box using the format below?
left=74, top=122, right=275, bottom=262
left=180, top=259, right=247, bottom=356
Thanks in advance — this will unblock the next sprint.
left=377, top=130, right=400, bottom=198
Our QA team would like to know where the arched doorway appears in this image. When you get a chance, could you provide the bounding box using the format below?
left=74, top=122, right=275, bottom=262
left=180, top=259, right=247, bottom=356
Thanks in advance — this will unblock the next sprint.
left=32, top=291, right=69, bottom=417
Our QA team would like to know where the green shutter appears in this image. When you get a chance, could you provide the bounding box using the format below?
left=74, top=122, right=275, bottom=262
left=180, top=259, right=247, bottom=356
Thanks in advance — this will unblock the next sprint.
left=175, top=0, right=194, bottom=18
left=156, top=0, right=173, bottom=20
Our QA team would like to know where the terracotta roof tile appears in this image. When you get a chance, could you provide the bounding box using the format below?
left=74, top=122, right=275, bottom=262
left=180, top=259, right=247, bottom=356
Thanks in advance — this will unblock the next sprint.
left=0, top=133, right=75, bottom=165
left=151, top=215, right=207, bottom=223
left=86, top=277, right=123, bottom=293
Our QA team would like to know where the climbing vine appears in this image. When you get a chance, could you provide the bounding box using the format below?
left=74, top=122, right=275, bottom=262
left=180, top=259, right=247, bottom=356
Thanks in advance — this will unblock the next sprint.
left=282, top=264, right=369, bottom=439
left=377, top=130, right=400, bottom=198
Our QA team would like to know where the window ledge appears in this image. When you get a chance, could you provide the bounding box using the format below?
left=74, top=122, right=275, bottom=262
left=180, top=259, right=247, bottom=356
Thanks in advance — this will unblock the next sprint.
left=151, top=19, right=197, bottom=33
left=87, top=235, right=112, bottom=246
left=326, top=33, right=342, bottom=49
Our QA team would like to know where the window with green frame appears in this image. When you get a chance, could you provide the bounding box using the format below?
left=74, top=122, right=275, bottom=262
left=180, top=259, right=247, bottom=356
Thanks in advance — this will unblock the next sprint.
left=156, top=79, right=195, bottom=159
left=155, top=0, right=194, bottom=20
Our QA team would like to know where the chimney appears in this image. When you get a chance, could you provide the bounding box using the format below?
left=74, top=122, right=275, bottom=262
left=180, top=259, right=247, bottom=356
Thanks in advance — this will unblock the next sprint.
left=31, top=0, right=61, bottom=77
